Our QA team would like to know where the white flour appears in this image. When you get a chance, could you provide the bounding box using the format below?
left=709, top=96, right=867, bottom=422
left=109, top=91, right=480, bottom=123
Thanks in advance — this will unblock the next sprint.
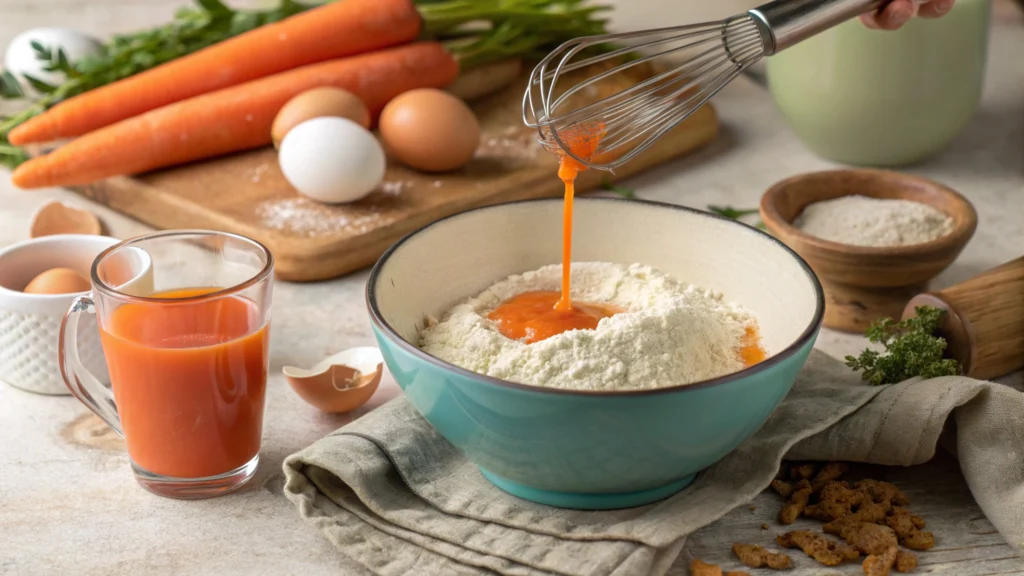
left=419, top=263, right=760, bottom=391
left=794, top=195, right=955, bottom=247
left=255, top=197, right=383, bottom=237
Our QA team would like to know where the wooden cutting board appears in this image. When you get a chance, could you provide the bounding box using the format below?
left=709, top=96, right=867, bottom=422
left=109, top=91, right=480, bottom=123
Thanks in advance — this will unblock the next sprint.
left=68, top=73, right=719, bottom=282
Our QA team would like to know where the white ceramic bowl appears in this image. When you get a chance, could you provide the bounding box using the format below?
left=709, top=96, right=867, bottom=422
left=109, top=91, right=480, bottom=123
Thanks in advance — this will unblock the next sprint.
left=0, top=235, right=151, bottom=395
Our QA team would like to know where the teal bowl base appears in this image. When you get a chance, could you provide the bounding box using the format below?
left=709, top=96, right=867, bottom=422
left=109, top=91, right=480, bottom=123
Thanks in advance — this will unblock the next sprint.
left=479, top=468, right=695, bottom=510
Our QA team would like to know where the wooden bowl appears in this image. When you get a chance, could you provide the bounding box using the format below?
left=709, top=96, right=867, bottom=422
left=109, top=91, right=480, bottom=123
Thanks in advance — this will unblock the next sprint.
left=760, top=169, right=977, bottom=333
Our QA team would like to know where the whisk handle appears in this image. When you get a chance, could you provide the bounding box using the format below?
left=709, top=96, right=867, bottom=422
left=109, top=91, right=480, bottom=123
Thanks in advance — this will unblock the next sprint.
left=749, top=0, right=886, bottom=54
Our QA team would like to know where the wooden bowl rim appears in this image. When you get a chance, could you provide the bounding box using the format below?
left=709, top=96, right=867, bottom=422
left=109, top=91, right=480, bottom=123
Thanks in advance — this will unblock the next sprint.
left=759, top=168, right=978, bottom=259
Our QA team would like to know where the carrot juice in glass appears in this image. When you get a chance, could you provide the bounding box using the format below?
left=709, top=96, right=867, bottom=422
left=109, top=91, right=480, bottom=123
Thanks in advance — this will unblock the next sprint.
left=59, top=230, right=273, bottom=499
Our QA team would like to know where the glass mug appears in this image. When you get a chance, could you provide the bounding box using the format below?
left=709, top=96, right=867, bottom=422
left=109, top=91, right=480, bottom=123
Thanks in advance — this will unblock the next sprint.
left=60, top=230, right=273, bottom=499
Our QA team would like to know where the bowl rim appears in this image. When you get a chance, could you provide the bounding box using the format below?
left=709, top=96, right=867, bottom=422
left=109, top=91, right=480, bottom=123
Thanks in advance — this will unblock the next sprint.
left=759, top=168, right=978, bottom=258
left=366, top=197, right=825, bottom=397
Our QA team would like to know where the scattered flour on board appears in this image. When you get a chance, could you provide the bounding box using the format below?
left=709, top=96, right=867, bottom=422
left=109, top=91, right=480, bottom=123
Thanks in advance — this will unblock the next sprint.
left=475, top=126, right=541, bottom=162
left=419, top=262, right=760, bottom=391
left=248, top=163, right=270, bottom=183
left=380, top=180, right=416, bottom=196
left=256, top=197, right=381, bottom=237
left=794, top=195, right=955, bottom=247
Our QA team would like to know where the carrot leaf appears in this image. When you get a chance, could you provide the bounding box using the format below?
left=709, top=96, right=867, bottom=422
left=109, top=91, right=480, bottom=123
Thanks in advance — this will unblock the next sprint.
left=21, top=74, right=56, bottom=95
left=420, top=0, right=614, bottom=69
left=195, top=0, right=232, bottom=17
left=30, top=43, right=79, bottom=78
left=54, top=49, right=78, bottom=77
left=231, top=12, right=262, bottom=36
left=0, top=139, right=29, bottom=170
left=0, top=71, right=23, bottom=99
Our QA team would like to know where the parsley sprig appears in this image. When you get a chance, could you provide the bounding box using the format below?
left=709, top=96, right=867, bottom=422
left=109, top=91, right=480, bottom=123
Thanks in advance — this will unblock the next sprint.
left=845, top=305, right=961, bottom=386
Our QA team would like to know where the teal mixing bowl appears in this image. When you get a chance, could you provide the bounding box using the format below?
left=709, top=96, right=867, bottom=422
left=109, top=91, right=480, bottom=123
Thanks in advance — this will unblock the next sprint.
left=367, top=198, right=823, bottom=510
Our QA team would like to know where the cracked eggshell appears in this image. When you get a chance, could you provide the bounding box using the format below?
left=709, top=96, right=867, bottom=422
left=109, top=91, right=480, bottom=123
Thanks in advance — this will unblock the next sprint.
left=283, top=346, right=384, bottom=413
left=30, top=201, right=102, bottom=237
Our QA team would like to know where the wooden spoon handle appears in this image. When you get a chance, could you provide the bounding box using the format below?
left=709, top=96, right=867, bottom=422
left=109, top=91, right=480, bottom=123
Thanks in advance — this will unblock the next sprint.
left=903, top=256, right=1024, bottom=380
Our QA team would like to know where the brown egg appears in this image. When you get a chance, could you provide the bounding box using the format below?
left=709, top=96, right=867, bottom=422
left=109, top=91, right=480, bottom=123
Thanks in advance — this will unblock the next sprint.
left=271, top=87, right=370, bottom=148
left=379, top=88, right=480, bottom=172
left=23, top=267, right=91, bottom=294
left=30, top=201, right=102, bottom=238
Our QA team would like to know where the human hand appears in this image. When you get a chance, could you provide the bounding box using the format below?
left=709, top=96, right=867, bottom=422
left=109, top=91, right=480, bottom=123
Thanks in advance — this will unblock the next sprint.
left=860, top=0, right=955, bottom=30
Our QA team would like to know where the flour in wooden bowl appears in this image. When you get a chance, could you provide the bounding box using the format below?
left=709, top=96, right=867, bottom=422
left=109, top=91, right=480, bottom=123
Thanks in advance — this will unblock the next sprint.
left=794, top=195, right=954, bottom=247
left=419, top=262, right=764, bottom=391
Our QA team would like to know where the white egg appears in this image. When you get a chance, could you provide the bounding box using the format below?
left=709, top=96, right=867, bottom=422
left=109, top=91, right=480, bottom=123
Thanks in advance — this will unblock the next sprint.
left=4, top=28, right=103, bottom=96
left=278, top=117, right=386, bottom=204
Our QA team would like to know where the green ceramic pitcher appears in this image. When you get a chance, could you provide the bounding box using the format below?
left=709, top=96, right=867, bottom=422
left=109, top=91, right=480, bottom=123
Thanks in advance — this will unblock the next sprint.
left=765, top=0, right=991, bottom=167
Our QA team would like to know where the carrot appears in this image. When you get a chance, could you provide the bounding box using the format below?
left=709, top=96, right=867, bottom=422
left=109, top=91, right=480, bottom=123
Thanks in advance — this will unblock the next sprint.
left=8, top=0, right=420, bottom=146
left=11, top=43, right=459, bottom=189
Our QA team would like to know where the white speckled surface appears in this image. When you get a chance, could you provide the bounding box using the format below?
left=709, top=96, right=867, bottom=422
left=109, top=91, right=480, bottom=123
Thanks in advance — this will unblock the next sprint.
left=1, top=3, right=1022, bottom=575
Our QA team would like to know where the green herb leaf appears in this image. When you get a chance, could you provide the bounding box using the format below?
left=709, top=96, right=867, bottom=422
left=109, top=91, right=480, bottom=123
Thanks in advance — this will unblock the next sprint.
left=708, top=204, right=768, bottom=230
left=131, top=51, right=157, bottom=69
left=600, top=179, right=635, bottom=199
left=195, top=0, right=232, bottom=16
left=0, top=71, right=24, bottom=99
left=845, top=305, right=961, bottom=386
left=422, top=0, right=614, bottom=68
left=53, top=48, right=79, bottom=77
left=230, top=12, right=262, bottom=36
left=21, top=74, right=56, bottom=94
left=56, top=48, right=71, bottom=71
left=30, top=40, right=48, bottom=57
left=707, top=204, right=759, bottom=219
left=0, top=140, right=29, bottom=170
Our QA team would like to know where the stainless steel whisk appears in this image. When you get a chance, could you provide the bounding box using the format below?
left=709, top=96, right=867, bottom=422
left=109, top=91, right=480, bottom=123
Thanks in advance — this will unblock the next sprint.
left=523, top=0, right=885, bottom=170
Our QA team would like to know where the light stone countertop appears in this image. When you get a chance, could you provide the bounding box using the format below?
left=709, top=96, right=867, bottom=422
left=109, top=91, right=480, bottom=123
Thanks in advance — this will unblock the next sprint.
left=1, top=3, right=1023, bottom=575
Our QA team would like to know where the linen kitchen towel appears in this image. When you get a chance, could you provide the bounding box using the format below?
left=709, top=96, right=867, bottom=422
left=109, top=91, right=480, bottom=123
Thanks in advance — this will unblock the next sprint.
left=282, top=349, right=1024, bottom=576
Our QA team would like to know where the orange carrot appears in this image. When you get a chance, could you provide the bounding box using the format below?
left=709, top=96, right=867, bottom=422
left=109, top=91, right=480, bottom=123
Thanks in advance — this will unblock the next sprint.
left=8, top=0, right=421, bottom=146
left=11, top=43, right=459, bottom=189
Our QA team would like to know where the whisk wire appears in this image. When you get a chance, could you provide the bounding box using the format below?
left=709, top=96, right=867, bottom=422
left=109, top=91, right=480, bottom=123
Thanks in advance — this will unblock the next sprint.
left=602, top=52, right=752, bottom=158
left=524, top=13, right=768, bottom=170
left=548, top=32, right=740, bottom=125
left=530, top=26, right=716, bottom=87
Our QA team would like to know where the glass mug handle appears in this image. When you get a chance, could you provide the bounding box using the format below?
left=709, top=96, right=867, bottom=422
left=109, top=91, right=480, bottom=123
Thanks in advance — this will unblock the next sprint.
left=59, top=295, right=123, bottom=436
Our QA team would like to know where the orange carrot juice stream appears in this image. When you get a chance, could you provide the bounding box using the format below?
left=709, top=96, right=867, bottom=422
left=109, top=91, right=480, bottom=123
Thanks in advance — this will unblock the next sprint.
left=488, top=123, right=625, bottom=343
left=554, top=122, right=603, bottom=312
left=99, top=287, right=268, bottom=478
